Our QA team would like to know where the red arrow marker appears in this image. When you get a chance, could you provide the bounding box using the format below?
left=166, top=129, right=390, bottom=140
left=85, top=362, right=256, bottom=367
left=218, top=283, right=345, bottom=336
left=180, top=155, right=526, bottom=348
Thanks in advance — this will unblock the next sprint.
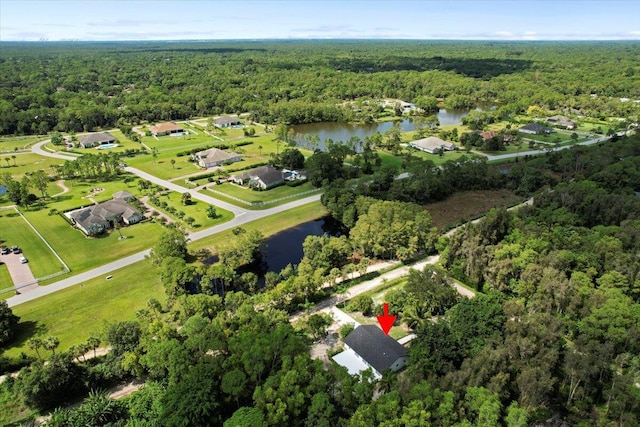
left=376, top=302, right=397, bottom=335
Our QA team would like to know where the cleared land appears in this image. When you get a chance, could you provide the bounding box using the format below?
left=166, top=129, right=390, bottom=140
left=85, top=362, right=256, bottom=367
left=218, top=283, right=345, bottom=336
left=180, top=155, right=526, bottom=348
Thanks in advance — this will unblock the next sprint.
left=147, top=190, right=234, bottom=229
left=0, top=152, right=64, bottom=180
left=425, top=189, right=524, bottom=229
left=201, top=181, right=319, bottom=208
left=0, top=208, right=65, bottom=279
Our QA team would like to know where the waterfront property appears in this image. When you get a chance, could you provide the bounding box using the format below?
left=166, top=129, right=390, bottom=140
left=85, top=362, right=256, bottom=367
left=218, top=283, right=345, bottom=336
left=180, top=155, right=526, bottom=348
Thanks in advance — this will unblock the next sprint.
left=193, top=148, right=242, bottom=168
left=332, top=325, right=408, bottom=379
left=408, top=136, right=457, bottom=153
left=66, top=191, right=143, bottom=236
left=149, top=122, right=184, bottom=136
left=78, top=132, right=116, bottom=148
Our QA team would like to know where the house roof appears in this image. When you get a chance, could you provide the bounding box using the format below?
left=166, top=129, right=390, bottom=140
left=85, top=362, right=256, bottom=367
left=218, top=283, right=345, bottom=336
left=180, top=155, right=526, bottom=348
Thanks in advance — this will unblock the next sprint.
left=344, top=325, right=408, bottom=374
left=236, top=165, right=283, bottom=186
left=480, top=130, right=498, bottom=140
left=409, top=136, right=455, bottom=151
left=149, top=122, right=183, bottom=133
left=69, top=198, right=140, bottom=232
left=546, top=115, right=575, bottom=126
left=519, top=123, right=552, bottom=133
left=195, top=148, right=240, bottom=164
left=113, top=190, right=134, bottom=201
left=215, top=116, right=241, bottom=125
left=78, top=132, right=115, bottom=145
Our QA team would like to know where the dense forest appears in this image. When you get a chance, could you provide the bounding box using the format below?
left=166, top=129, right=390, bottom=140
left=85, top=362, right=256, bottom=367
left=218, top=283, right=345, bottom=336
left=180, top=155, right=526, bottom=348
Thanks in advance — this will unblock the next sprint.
left=1, top=40, right=639, bottom=134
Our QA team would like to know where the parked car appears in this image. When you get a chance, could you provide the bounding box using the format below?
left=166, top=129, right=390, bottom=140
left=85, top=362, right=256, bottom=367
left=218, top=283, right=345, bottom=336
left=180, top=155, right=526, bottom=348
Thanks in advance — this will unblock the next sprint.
left=11, top=246, right=21, bottom=254
left=0, top=246, right=9, bottom=255
left=19, top=256, right=28, bottom=264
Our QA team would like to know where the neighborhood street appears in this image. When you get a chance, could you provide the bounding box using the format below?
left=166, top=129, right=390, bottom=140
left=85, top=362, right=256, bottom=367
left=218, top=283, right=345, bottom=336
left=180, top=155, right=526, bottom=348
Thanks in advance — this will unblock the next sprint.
left=482, top=134, right=613, bottom=161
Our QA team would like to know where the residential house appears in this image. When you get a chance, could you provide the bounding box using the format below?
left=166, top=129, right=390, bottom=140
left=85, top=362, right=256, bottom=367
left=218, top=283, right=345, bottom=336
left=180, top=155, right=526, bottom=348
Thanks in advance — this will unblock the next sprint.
left=232, top=165, right=284, bottom=190
left=518, top=123, right=553, bottom=135
left=408, top=136, right=457, bottom=153
left=546, top=115, right=576, bottom=130
left=193, top=148, right=242, bottom=169
left=78, top=132, right=116, bottom=148
left=215, top=116, right=242, bottom=128
left=149, top=122, right=184, bottom=136
left=480, top=130, right=512, bottom=143
left=67, top=193, right=143, bottom=236
left=332, top=325, right=408, bottom=379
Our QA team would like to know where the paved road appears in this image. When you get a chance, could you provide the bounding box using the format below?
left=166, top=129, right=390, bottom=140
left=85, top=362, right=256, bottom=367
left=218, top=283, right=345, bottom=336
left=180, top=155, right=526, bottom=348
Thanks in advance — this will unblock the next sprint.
left=483, top=135, right=612, bottom=161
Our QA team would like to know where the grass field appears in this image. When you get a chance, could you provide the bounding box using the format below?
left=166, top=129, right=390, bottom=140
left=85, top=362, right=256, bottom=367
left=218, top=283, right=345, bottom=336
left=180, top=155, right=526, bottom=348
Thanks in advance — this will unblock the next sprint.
left=0, top=208, right=65, bottom=279
left=201, top=181, right=318, bottom=207
left=3, top=260, right=164, bottom=359
left=150, top=191, right=234, bottom=230
left=0, top=262, right=12, bottom=289
left=0, top=152, right=64, bottom=180
left=425, top=188, right=524, bottom=229
left=0, top=135, right=45, bottom=152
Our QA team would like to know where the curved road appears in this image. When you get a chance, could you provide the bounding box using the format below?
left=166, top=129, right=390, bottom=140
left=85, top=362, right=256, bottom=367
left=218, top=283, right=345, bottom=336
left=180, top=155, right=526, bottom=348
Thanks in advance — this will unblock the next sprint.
left=7, top=141, right=321, bottom=307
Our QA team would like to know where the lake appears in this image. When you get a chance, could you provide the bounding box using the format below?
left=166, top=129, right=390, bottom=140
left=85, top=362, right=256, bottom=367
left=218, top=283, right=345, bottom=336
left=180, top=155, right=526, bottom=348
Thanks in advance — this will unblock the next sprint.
left=291, top=108, right=479, bottom=149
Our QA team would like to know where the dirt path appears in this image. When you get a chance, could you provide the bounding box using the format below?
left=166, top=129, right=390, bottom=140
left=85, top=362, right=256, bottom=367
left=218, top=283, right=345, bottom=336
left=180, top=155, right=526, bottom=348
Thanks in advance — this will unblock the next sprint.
left=138, top=195, right=176, bottom=225
left=51, top=180, right=70, bottom=197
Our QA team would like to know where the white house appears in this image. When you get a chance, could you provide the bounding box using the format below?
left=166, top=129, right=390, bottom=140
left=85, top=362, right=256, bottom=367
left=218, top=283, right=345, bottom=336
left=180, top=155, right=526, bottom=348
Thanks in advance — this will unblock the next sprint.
left=232, top=165, right=284, bottom=190
left=193, top=148, right=242, bottom=168
left=332, top=325, right=408, bottom=379
left=408, top=136, right=456, bottom=153
left=215, top=116, right=242, bottom=128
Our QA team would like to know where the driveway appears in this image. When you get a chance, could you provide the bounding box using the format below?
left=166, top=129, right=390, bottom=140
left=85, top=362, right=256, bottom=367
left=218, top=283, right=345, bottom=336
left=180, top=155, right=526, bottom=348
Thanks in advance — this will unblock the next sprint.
left=1, top=252, right=37, bottom=292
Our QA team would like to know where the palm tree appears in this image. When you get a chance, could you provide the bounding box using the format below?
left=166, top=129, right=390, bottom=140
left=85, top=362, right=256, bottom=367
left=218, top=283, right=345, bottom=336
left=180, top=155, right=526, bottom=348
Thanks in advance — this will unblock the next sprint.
left=258, top=145, right=263, bottom=157
left=170, top=159, right=176, bottom=169
left=11, top=155, right=16, bottom=166
left=4, top=157, right=9, bottom=167
left=27, top=337, right=43, bottom=360
left=87, top=335, right=100, bottom=358
left=151, top=147, right=158, bottom=164
left=43, top=335, right=60, bottom=355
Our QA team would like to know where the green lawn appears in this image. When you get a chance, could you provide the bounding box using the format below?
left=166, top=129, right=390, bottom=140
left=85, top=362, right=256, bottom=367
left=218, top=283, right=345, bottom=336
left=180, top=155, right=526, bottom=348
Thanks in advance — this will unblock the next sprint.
left=3, top=260, right=164, bottom=359
left=149, top=191, right=234, bottom=230
left=0, top=135, right=44, bottom=152
left=22, top=209, right=162, bottom=276
left=0, top=262, right=12, bottom=290
left=0, top=208, right=65, bottom=279
left=406, top=149, right=479, bottom=165
left=201, top=181, right=319, bottom=207
left=0, top=152, right=64, bottom=180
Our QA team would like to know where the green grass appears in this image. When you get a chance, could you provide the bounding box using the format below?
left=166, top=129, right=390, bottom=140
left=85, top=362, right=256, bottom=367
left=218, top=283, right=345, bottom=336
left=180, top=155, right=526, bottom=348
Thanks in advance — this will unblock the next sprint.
left=0, top=262, right=13, bottom=290
left=149, top=191, right=234, bottom=230
left=0, top=152, right=64, bottom=179
left=22, top=209, right=162, bottom=276
left=190, top=200, right=328, bottom=253
left=0, top=208, right=65, bottom=279
left=201, top=181, right=318, bottom=207
left=0, top=135, right=44, bottom=152
left=3, top=260, right=164, bottom=359
left=406, top=149, right=479, bottom=165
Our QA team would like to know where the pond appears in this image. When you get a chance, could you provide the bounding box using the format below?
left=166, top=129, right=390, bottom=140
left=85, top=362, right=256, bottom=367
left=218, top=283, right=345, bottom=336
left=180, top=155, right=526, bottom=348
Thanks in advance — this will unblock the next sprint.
left=291, top=107, right=486, bottom=150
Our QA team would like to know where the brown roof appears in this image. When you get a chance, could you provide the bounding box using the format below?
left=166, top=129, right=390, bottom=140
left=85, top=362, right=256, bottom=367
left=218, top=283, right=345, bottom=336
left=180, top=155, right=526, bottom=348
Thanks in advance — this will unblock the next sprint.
left=480, top=130, right=498, bottom=140
left=149, top=122, right=183, bottom=133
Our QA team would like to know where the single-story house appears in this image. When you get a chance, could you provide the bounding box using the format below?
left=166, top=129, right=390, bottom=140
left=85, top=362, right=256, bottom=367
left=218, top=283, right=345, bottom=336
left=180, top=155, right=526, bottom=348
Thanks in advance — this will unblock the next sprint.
left=519, top=123, right=553, bottom=135
left=78, top=132, right=116, bottom=148
left=332, top=325, right=408, bottom=379
left=215, top=116, right=242, bottom=128
left=408, top=136, right=457, bottom=153
left=480, top=130, right=512, bottom=142
left=232, top=165, right=284, bottom=190
left=67, top=193, right=143, bottom=236
left=546, top=115, right=576, bottom=130
left=193, top=148, right=242, bottom=169
left=149, top=122, right=184, bottom=136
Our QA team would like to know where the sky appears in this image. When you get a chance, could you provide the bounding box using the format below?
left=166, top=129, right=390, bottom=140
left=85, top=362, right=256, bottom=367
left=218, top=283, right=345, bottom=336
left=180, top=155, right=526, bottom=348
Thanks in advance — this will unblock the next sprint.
left=1, top=0, right=639, bottom=42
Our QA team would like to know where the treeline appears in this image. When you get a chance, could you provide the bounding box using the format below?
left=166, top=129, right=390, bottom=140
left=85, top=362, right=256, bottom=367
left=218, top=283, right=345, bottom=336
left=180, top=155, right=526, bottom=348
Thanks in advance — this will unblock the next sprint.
left=1, top=40, right=639, bottom=135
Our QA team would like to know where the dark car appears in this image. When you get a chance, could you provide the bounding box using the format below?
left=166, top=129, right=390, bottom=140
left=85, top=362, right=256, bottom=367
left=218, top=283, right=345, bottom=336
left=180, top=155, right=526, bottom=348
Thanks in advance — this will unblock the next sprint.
left=11, top=246, right=21, bottom=254
left=0, top=246, right=9, bottom=255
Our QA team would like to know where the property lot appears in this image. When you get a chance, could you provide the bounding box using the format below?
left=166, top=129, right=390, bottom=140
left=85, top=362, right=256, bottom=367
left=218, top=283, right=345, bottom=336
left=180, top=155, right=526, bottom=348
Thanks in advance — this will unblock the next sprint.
left=0, top=208, right=65, bottom=279
left=201, top=181, right=318, bottom=208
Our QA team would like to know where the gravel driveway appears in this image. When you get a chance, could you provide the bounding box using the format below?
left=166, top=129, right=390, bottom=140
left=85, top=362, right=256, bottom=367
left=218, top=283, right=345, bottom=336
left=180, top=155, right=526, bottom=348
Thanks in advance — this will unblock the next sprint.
left=1, top=252, right=37, bottom=292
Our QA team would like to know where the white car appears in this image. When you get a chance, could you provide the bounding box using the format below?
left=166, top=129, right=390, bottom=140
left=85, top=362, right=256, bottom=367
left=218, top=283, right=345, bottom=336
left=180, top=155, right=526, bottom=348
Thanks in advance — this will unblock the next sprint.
left=19, top=256, right=28, bottom=264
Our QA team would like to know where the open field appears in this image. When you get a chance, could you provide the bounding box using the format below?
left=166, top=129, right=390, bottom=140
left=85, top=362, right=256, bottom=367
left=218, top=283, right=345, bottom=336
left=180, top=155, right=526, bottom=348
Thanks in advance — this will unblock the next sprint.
left=405, top=148, right=479, bottom=165
left=425, top=188, right=524, bottom=229
left=0, top=135, right=45, bottom=152
left=201, top=181, right=319, bottom=208
left=3, top=260, right=164, bottom=359
left=0, top=263, right=12, bottom=290
left=0, top=208, right=65, bottom=279
left=0, top=152, right=64, bottom=179
left=149, top=190, right=234, bottom=230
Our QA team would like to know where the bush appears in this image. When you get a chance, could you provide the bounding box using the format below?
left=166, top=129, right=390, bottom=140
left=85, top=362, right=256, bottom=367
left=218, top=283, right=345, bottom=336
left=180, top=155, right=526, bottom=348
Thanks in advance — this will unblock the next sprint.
left=286, top=178, right=308, bottom=187
left=339, top=324, right=355, bottom=339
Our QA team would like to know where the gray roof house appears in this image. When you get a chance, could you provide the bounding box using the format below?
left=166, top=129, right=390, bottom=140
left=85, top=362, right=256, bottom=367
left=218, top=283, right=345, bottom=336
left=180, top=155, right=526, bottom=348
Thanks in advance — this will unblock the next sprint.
left=519, top=123, right=553, bottom=135
left=67, top=193, right=143, bottom=236
left=233, top=165, right=285, bottom=190
left=333, top=325, right=408, bottom=379
left=193, top=148, right=242, bottom=169
left=546, top=115, right=576, bottom=129
left=215, top=116, right=242, bottom=128
left=408, top=136, right=457, bottom=154
left=78, top=132, right=116, bottom=148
